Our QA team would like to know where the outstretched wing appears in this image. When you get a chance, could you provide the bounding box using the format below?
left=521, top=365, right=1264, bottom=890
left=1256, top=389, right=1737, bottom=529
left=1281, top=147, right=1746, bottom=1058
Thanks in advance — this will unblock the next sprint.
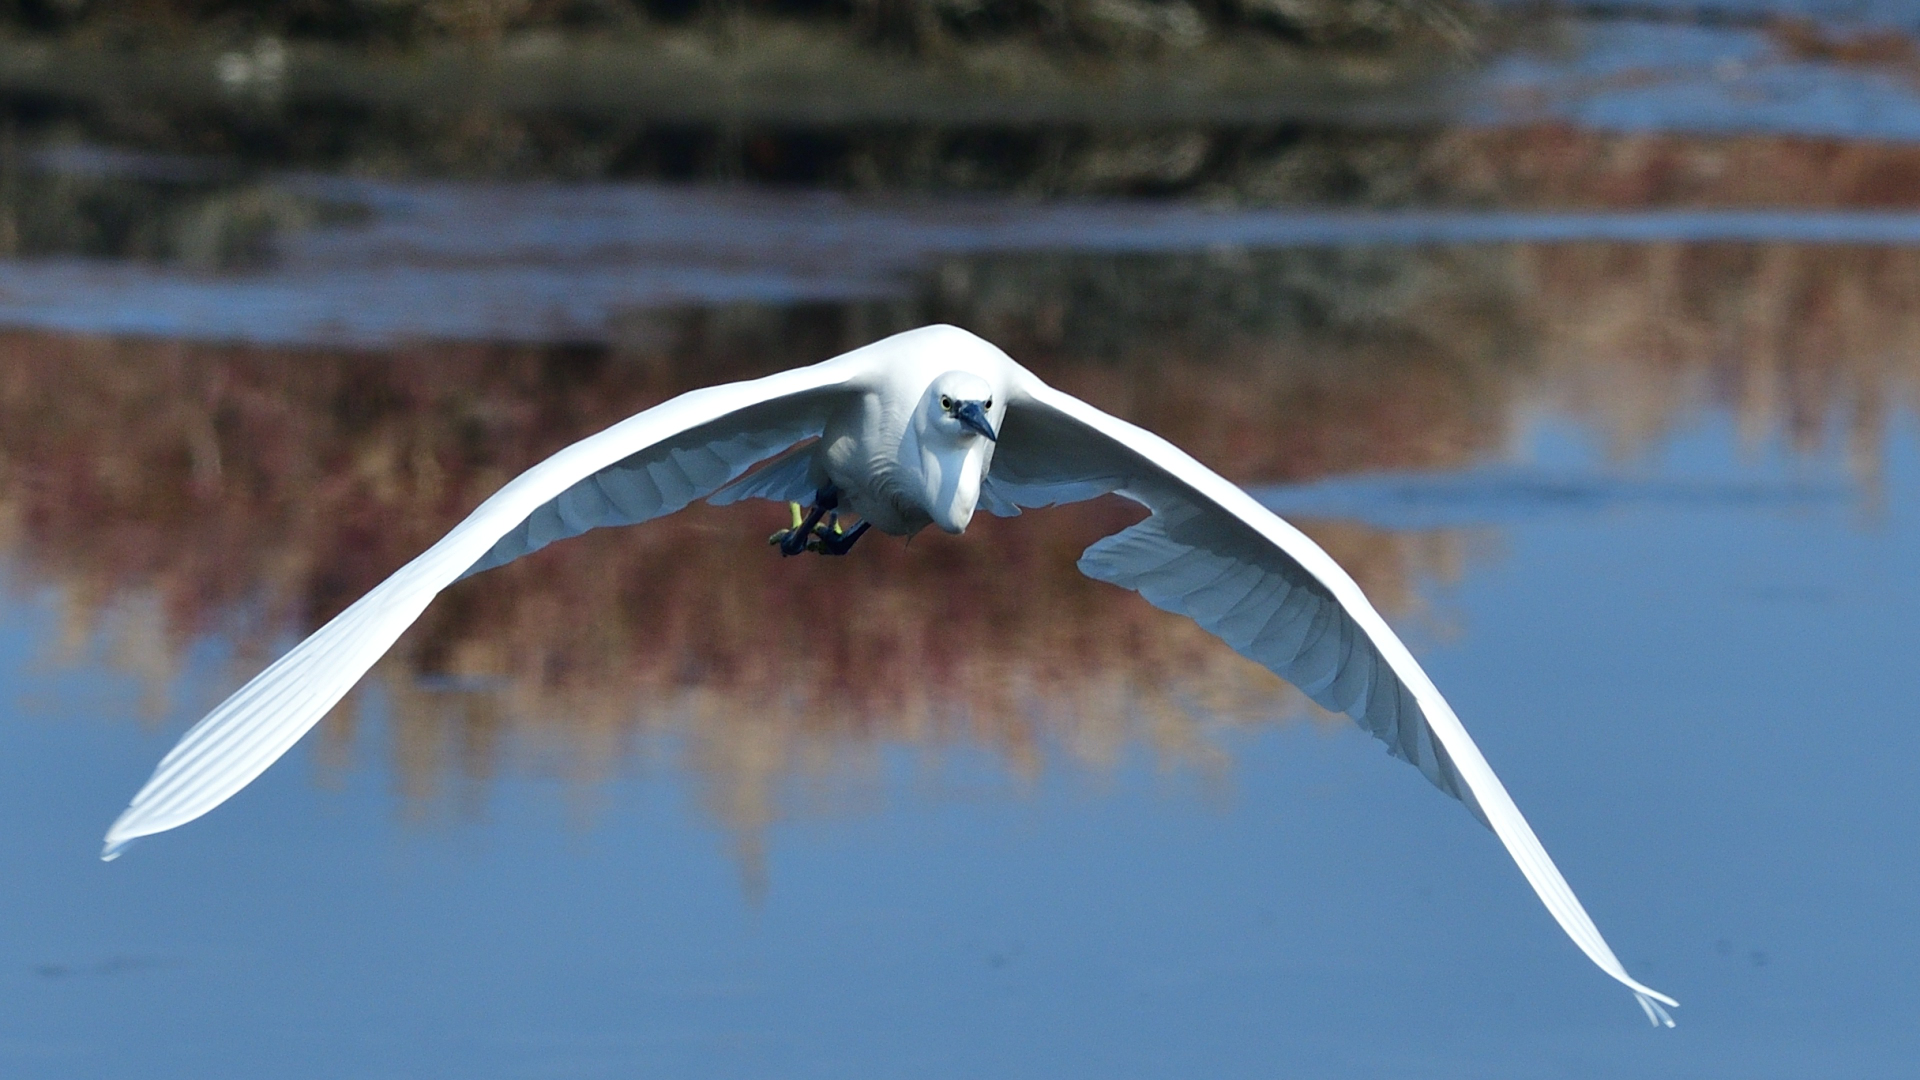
left=103, top=360, right=864, bottom=859
left=983, top=375, right=1679, bottom=1026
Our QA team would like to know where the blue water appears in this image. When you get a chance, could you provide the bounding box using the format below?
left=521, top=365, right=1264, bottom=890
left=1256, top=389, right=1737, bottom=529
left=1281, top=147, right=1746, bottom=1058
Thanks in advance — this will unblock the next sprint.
left=3, top=0, right=1919, bottom=1069
left=1499, top=0, right=1920, bottom=29
left=2, top=407, right=1915, bottom=1077
left=1470, top=19, right=1920, bottom=141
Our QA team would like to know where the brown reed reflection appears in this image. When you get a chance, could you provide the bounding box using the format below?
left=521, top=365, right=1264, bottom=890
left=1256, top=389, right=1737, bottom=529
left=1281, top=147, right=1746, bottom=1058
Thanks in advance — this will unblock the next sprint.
left=5, top=236, right=1916, bottom=874
left=1514, top=242, right=1920, bottom=503
left=0, top=321, right=1478, bottom=875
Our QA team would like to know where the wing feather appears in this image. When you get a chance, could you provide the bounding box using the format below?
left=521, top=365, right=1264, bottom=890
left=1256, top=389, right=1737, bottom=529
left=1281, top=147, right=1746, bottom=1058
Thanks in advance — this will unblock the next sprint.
left=708, top=437, right=822, bottom=507
left=1210, top=572, right=1290, bottom=647
left=995, top=372, right=1677, bottom=1024
left=645, top=456, right=699, bottom=507
left=558, top=479, right=613, bottom=532
left=102, top=358, right=864, bottom=858
left=1247, top=581, right=1322, bottom=657
left=597, top=463, right=663, bottom=519
left=1319, top=630, right=1366, bottom=710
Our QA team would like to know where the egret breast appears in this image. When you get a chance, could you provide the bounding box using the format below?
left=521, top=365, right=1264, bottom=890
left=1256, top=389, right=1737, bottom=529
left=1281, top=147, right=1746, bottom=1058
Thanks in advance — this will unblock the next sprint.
left=818, top=413, right=929, bottom=536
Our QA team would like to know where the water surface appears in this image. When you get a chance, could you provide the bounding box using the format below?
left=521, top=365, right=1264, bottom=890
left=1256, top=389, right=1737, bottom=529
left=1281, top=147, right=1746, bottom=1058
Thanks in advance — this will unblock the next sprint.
left=5, top=19, right=1920, bottom=1060
left=0, top=213, right=1916, bottom=1073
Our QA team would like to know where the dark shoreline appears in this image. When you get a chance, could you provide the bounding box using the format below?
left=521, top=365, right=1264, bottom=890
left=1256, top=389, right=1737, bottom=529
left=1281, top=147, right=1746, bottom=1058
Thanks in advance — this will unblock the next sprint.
left=0, top=0, right=1488, bottom=55
left=0, top=23, right=1469, bottom=130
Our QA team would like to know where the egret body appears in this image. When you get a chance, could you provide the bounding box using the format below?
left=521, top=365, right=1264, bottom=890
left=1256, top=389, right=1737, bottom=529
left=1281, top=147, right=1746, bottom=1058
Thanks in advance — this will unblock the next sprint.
left=100, top=325, right=1677, bottom=1025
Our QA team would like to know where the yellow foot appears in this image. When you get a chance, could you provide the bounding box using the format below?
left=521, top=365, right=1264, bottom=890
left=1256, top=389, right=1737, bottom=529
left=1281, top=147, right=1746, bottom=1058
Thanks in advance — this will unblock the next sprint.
left=769, top=502, right=828, bottom=553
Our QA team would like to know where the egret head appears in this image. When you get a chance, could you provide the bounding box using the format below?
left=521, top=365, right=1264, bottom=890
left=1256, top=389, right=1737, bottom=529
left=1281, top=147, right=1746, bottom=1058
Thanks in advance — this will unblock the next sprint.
left=914, top=371, right=1003, bottom=533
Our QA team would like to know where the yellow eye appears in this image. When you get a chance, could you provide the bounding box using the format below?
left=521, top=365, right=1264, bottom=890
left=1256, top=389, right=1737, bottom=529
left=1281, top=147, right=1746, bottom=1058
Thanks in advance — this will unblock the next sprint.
left=941, top=395, right=953, bottom=410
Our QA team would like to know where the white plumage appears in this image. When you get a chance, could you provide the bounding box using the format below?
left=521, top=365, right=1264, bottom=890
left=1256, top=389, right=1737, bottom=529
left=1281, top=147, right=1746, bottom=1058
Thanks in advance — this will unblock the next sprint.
left=102, top=324, right=1677, bottom=1025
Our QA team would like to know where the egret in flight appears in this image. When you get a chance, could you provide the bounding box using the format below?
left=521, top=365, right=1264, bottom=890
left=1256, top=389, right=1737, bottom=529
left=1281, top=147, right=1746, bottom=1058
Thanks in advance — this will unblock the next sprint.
left=102, top=325, right=1676, bottom=1025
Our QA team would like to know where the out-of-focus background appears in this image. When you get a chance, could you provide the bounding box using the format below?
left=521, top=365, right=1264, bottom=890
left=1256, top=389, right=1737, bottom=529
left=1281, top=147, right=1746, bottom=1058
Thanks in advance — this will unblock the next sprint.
left=1, top=2, right=1918, bottom=1076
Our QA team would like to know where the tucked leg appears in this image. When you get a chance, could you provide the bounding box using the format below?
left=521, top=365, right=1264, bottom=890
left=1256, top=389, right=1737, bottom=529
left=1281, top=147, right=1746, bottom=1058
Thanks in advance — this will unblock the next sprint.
left=770, top=484, right=841, bottom=557
left=813, top=519, right=871, bottom=556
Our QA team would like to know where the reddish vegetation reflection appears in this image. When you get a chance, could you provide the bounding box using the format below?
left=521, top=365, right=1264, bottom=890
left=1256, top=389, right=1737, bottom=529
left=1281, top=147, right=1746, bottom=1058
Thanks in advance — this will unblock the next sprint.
left=3, top=235, right=1913, bottom=870
left=1429, top=127, right=1920, bottom=210
left=0, top=321, right=1481, bottom=873
left=1516, top=242, right=1920, bottom=498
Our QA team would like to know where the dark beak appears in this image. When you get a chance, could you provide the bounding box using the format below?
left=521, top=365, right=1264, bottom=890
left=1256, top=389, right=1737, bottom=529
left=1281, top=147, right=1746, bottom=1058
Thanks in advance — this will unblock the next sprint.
left=955, top=399, right=998, bottom=442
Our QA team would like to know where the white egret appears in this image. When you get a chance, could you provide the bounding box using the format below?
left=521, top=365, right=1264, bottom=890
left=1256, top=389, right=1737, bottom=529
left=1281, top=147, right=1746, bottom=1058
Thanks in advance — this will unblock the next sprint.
left=102, top=324, right=1676, bottom=1024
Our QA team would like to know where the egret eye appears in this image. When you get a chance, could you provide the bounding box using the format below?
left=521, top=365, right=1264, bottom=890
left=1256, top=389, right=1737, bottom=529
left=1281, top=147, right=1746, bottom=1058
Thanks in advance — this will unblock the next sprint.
left=941, top=395, right=953, bottom=411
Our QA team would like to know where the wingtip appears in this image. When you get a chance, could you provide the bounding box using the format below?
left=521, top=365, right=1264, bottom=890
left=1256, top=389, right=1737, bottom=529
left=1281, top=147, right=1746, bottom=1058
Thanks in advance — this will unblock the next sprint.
left=1634, top=992, right=1678, bottom=1028
left=101, top=814, right=142, bottom=862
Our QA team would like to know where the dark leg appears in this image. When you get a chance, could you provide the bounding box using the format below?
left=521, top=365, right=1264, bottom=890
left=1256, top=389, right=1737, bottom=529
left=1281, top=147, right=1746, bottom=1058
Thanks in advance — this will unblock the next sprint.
left=813, top=520, right=871, bottom=556
left=772, top=485, right=841, bottom=557
left=778, top=504, right=828, bottom=556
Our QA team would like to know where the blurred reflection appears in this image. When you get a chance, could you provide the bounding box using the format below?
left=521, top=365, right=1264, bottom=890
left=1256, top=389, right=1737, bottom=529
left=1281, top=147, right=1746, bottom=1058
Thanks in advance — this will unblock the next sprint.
left=0, top=312, right=1478, bottom=864
left=1518, top=242, right=1919, bottom=501
left=2, top=235, right=1911, bottom=871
